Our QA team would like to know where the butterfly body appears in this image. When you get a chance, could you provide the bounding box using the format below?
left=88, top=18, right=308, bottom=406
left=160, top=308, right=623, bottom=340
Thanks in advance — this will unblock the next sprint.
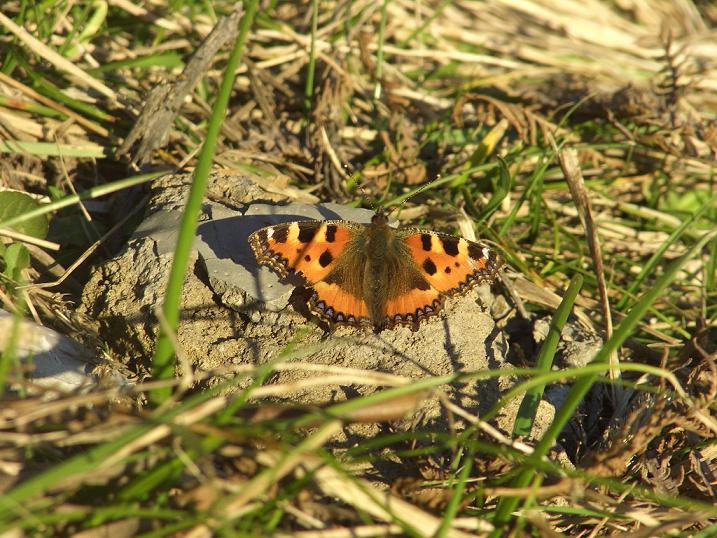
left=249, top=207, right=502, bottom=332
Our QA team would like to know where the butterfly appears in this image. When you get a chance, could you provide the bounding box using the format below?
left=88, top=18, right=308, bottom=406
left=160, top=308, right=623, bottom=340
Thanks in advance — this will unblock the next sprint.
left=248, top=207, right=502, bottom=332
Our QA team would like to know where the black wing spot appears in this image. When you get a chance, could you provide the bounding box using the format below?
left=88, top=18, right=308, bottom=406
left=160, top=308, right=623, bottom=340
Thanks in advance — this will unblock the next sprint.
left=304, top=255, right=311, bottom=262
left=423, top=258, right=437, bottom=276
left=445, top=266, right=451, bottom=273
left=298, top=223, right=318, bottom=243
left=319, top=250, right=334, bottom=267
left=454, top=261, right=460, bottom=267
left=272, top=226, right=289, bottom=243
left=468, top=243, right=485, bottom=260
left=325, top=225, right=337, bottom=242
left=255, top=229, right=268, bottom=244
left=441, top=237, right=460, bottom=256
left=420, top=233, right=432, bottom=251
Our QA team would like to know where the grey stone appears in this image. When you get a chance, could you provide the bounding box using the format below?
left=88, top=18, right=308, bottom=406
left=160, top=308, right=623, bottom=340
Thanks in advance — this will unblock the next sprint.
left=0, top=310, right=129, bottom=394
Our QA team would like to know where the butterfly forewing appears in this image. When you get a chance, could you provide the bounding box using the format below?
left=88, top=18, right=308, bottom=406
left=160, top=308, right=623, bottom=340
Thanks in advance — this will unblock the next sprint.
left=249, top=220, right=358, bottom=284
left=400, top=231, right=502, bottom=295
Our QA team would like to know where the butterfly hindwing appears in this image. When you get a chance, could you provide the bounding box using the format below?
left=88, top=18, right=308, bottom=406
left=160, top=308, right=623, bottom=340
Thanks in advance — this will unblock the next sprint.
left=310, top=281, right=371, bottom=327
left=383, top=285, right=443, bottom=330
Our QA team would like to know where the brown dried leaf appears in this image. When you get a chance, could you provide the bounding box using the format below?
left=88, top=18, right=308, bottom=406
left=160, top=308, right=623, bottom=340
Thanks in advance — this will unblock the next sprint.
left=454, top=93, right=557, bottom=147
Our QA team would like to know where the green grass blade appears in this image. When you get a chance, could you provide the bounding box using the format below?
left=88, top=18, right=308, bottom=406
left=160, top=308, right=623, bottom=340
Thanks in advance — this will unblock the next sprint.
left=486, top=362, right=687, bottom=425
left=30, top=74, right=113, bottom=121
left=512, top=274, right=583, bottom=437
left=708, top=229, right=717, bottom=293
left=435, top=441, right=476, bottom=538
left=497, top=156, right=551, bottom=237
left=0, top=140, right=110, bottom=157
left=373, top=0, right=389, bottom=101
left=396, top=0, right=451, bottom=47
left=491, top=226, right=717, bottom=533
left=0, top=94, right=65, bottom=118
left=87, top=52, right=184, bottom=74
left=385, top=162, right=497, bottom=207
left=150, top=0, right=259, bottom=403
left=616, top=193, right=717, bottom=310
left=0, top=419, right=155, bottom=521
left=303, top=0, right=318, bottom=118
left=476, top=156, right=512, bottom=222
left=0, top=171, right=163, bottom=230
left=0, top=301, right=26, bottom=397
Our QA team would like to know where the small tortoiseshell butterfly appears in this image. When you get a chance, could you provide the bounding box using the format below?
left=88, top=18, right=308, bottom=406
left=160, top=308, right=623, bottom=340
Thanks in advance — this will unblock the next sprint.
left=249, top=207, right=502, bottom=332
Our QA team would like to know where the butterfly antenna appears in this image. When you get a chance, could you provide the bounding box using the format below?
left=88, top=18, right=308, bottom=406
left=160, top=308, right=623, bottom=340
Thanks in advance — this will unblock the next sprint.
left=387, top=175, right=444, bottom=218
left=354, top=182, right=379, bottom=212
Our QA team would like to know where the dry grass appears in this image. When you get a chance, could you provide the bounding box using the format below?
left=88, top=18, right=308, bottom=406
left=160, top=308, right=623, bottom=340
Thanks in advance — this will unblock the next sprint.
left=1, top=0, right=716, bottom=535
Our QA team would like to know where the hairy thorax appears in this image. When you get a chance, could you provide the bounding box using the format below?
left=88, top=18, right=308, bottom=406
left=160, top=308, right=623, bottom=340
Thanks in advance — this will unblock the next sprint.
left=362, top=224, right=410, bottom=321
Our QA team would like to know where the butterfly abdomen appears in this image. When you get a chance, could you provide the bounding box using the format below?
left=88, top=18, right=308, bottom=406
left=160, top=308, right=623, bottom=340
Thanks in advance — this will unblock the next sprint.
left=360, top=223, right=392, bottom=325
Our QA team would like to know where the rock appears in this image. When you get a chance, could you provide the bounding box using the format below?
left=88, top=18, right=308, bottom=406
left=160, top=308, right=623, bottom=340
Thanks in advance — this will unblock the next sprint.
left=79, top=172, right=549, bottom=438
left=0, top=310, right=129, bottom=394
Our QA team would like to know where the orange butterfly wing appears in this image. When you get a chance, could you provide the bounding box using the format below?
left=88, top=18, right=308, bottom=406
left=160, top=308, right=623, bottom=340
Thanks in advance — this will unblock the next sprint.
left=249, top=220, right=371, bottom=327
left=382, top=285, right=443, bottom=330
left=401, top=231, right=501, bottom=293
left=381, top=231, right=502, bottom=329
